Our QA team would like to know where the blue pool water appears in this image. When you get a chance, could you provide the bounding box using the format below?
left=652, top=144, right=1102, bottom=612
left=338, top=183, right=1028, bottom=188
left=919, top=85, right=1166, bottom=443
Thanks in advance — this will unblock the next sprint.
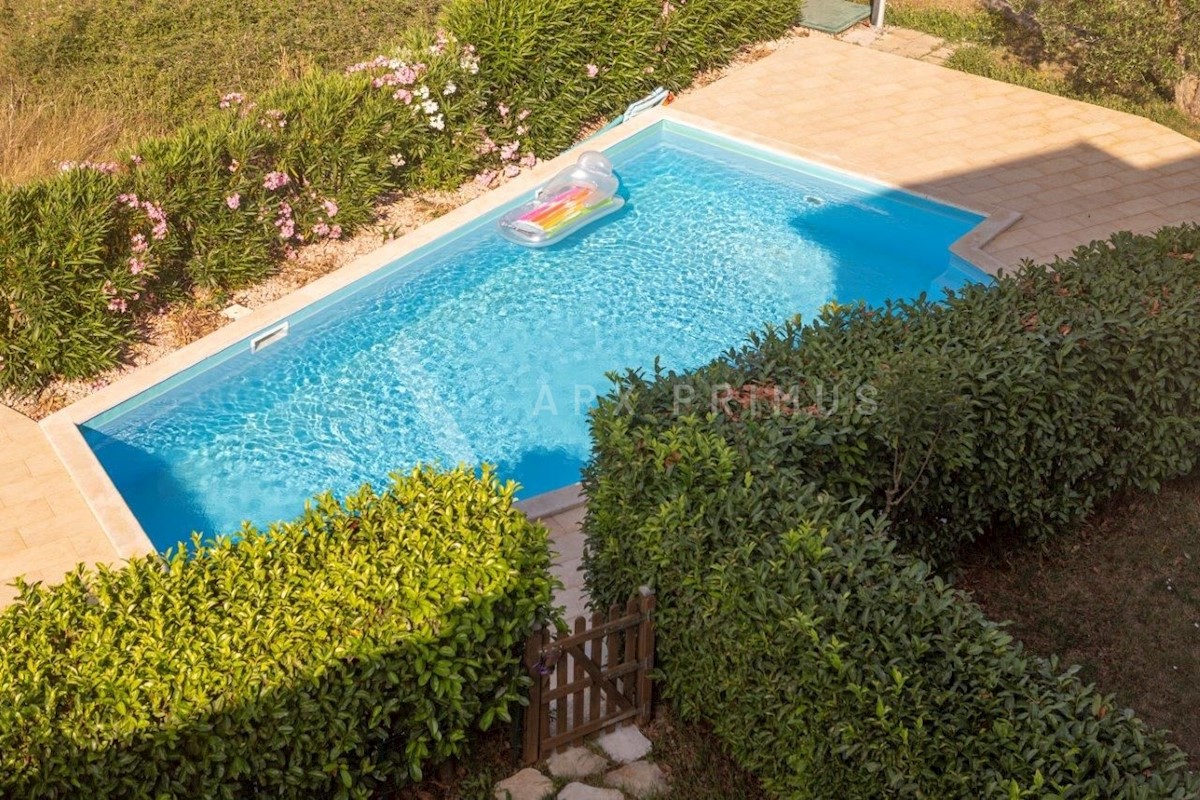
left=83, top=121, right=986, bottom=551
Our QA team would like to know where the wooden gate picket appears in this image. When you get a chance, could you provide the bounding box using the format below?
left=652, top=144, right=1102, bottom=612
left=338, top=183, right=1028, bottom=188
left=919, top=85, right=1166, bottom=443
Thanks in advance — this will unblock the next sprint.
left=521, top=586, right=656, bottom=764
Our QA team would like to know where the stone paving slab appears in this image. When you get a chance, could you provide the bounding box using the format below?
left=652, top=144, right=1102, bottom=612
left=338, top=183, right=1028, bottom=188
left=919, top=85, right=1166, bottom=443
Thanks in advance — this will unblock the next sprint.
left=0, top=406, right=114, bottom=606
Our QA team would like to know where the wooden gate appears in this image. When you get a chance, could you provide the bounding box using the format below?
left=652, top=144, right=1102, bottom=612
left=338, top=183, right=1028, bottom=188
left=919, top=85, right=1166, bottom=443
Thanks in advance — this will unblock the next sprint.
left=521, top=586, right=656, bottom=764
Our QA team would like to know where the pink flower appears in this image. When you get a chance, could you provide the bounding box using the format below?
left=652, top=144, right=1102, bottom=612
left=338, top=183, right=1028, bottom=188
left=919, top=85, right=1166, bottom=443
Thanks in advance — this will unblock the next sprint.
left=393, top=88, right=413, bottom=104
left=219, top=92, right=246, bottom=109
left=497, top=102, right=510, bottom=118
left=263, top=109, right=287, bottom=128
left=499, top=140, right=521, bottom=161
left=312, top=221, right=330, bottom=238
left=107, top=297, right=128, bottom=313
left=476, top=136, right=498, bottom=155
left=586, top=64, right=599, bottom=78
left=128, top=257, right=146, bottom=275
left=519, top=153, right=537, bottom=168
left=503, top=164, right=520, bottom=178
left=389, top=153, right=406, bottom=167
left=661, top=0, right=675, bottom=18
left=275, top=201, right=295, bottom=239
left=229, top=159, right=240, bottom=173
left=141, top=201, right=169, bottom=240
left=130, top=233, right=148, bottom=253
left=130, top=154, right=143, bottom=166
left=516, top=124, right=527, bottom=136
left=328, top=224, right=342, bottom=240
left=346, top=55, right=390, bottom=74
left=322, top=199, right=339, bottom=218
left=117, top=193, right=139, bottom=208
left=263, top=171, right=290, bottom=190
left=517, top=108, right=531, bottom=121
left=475, top=169, right=498, bottom=187
left=225, top=193, right=241, bottom=210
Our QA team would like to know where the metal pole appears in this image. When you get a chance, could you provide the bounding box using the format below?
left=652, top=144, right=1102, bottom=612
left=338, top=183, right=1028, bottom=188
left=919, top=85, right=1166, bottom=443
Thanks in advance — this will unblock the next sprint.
left=871, top=0, right=887, bottom=28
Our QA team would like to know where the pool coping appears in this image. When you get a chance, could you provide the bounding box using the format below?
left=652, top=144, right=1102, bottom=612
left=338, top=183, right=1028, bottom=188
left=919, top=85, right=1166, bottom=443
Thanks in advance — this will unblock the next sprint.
left=41, top=107, right=1018, bottom=558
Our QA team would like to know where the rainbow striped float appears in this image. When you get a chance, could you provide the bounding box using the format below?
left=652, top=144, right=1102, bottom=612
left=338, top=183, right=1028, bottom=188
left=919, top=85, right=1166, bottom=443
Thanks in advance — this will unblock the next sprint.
left=498, top=152, right=624, bottom=247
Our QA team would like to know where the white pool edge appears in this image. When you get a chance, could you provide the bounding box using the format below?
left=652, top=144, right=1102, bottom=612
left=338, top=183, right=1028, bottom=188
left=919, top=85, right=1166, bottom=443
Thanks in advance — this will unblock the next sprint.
left=42, top=107, right=1018, bottom=557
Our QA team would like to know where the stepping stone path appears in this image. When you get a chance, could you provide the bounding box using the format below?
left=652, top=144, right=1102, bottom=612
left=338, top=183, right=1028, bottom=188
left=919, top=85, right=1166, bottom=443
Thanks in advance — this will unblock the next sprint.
left=548, top=747, right=611, bottom=780
left=494, top=768, right=555, bottom=800
left=557, top=784, right=625, bottom=800
left=493, top=726, right=669, bottom=800
left=595, top=727, right=652, bottom=764
left=604, top=762, right=669, bottom=797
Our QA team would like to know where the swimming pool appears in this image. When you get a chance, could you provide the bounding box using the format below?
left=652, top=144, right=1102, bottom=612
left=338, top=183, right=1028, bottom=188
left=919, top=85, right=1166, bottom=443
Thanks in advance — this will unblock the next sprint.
left=79, top=120, right=987, bottom=552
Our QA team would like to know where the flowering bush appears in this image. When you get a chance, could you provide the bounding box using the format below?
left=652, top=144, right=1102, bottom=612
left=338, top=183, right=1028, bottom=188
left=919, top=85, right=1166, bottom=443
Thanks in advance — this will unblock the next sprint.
left=444, top=0, right=802, bottom=156
left=0, top=168, right=168, bottom=389
left=0, top=1, right=802, bottom=393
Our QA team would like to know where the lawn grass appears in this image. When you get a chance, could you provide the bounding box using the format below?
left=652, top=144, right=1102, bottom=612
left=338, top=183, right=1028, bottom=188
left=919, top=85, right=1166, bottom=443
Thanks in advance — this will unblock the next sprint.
left=0, top=0, right=442, bottom=183
left=958, top=473, right=1200, bottom=758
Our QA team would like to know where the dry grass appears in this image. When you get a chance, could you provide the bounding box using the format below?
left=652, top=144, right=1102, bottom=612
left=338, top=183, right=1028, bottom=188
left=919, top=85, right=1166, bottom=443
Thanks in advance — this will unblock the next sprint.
left=959, top=474, right=1200, bottom=758
left=0, top=87, right=140, bottom=185
left=0, top=0, right=440, bottom=184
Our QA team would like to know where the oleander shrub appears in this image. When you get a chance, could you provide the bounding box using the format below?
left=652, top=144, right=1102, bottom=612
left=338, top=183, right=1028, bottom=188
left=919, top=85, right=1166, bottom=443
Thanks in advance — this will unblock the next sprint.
left=583, top=451, right=1199, bottom=797
left=0, top=30, right=488, bottom=392
left=443, top=0, right=803, bottom=157
left=1, top=0, right=805, bottom=394
left=586, top=224, right=1200, bottom=566
left=0, top=167, right=169, bottom=390
left=0, top=467, right=556, bottom=799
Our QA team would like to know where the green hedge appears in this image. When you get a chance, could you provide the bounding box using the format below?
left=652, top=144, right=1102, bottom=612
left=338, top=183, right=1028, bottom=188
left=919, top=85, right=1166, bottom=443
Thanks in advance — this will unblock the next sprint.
left=584, top=455, right=1198, bottom=797
left=588, top=225, right=1200, bottom=565
left=0, top=467, right=555, bottom=799
left=0, top=0, right=802, bottom=394
left=582, top=225, right=1200, bottom=796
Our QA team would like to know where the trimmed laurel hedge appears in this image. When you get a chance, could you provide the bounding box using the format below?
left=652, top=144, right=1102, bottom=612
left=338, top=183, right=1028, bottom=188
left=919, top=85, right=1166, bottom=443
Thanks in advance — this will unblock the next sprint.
left=583, top=225, right=1200, bottom=796
left=0, top=0, right=802, bottom=394
left=0, top=467, right=555, bottom=799
left=585, top=467, right=1199, bottom=797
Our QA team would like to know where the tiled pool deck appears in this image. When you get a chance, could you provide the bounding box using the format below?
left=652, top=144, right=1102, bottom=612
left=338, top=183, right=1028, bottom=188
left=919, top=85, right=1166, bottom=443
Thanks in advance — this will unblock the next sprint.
left=3, top=35, right=1199, bottom=606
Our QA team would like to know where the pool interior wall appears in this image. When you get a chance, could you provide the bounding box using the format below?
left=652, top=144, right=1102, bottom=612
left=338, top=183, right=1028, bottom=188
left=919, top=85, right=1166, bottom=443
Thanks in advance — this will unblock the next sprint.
left=82, top=120, right=988, bottom=552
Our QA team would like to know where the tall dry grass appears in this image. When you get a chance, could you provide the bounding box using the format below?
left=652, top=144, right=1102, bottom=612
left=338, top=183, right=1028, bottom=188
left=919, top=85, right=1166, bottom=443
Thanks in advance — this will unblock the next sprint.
left=0, top=0, right=441, bottom=184
left=0, top=86, right=146, bottom=184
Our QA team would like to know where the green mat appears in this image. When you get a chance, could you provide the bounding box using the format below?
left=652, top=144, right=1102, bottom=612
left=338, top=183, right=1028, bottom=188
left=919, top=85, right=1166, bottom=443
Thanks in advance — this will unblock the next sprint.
left=800, top=0, right=871, bottom=33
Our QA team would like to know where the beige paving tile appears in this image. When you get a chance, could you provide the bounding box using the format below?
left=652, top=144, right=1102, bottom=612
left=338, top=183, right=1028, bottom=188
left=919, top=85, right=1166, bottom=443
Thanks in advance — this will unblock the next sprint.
left=0, top=529, right=27, bottom=557
left=0, top=539, right=79, bottom=581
